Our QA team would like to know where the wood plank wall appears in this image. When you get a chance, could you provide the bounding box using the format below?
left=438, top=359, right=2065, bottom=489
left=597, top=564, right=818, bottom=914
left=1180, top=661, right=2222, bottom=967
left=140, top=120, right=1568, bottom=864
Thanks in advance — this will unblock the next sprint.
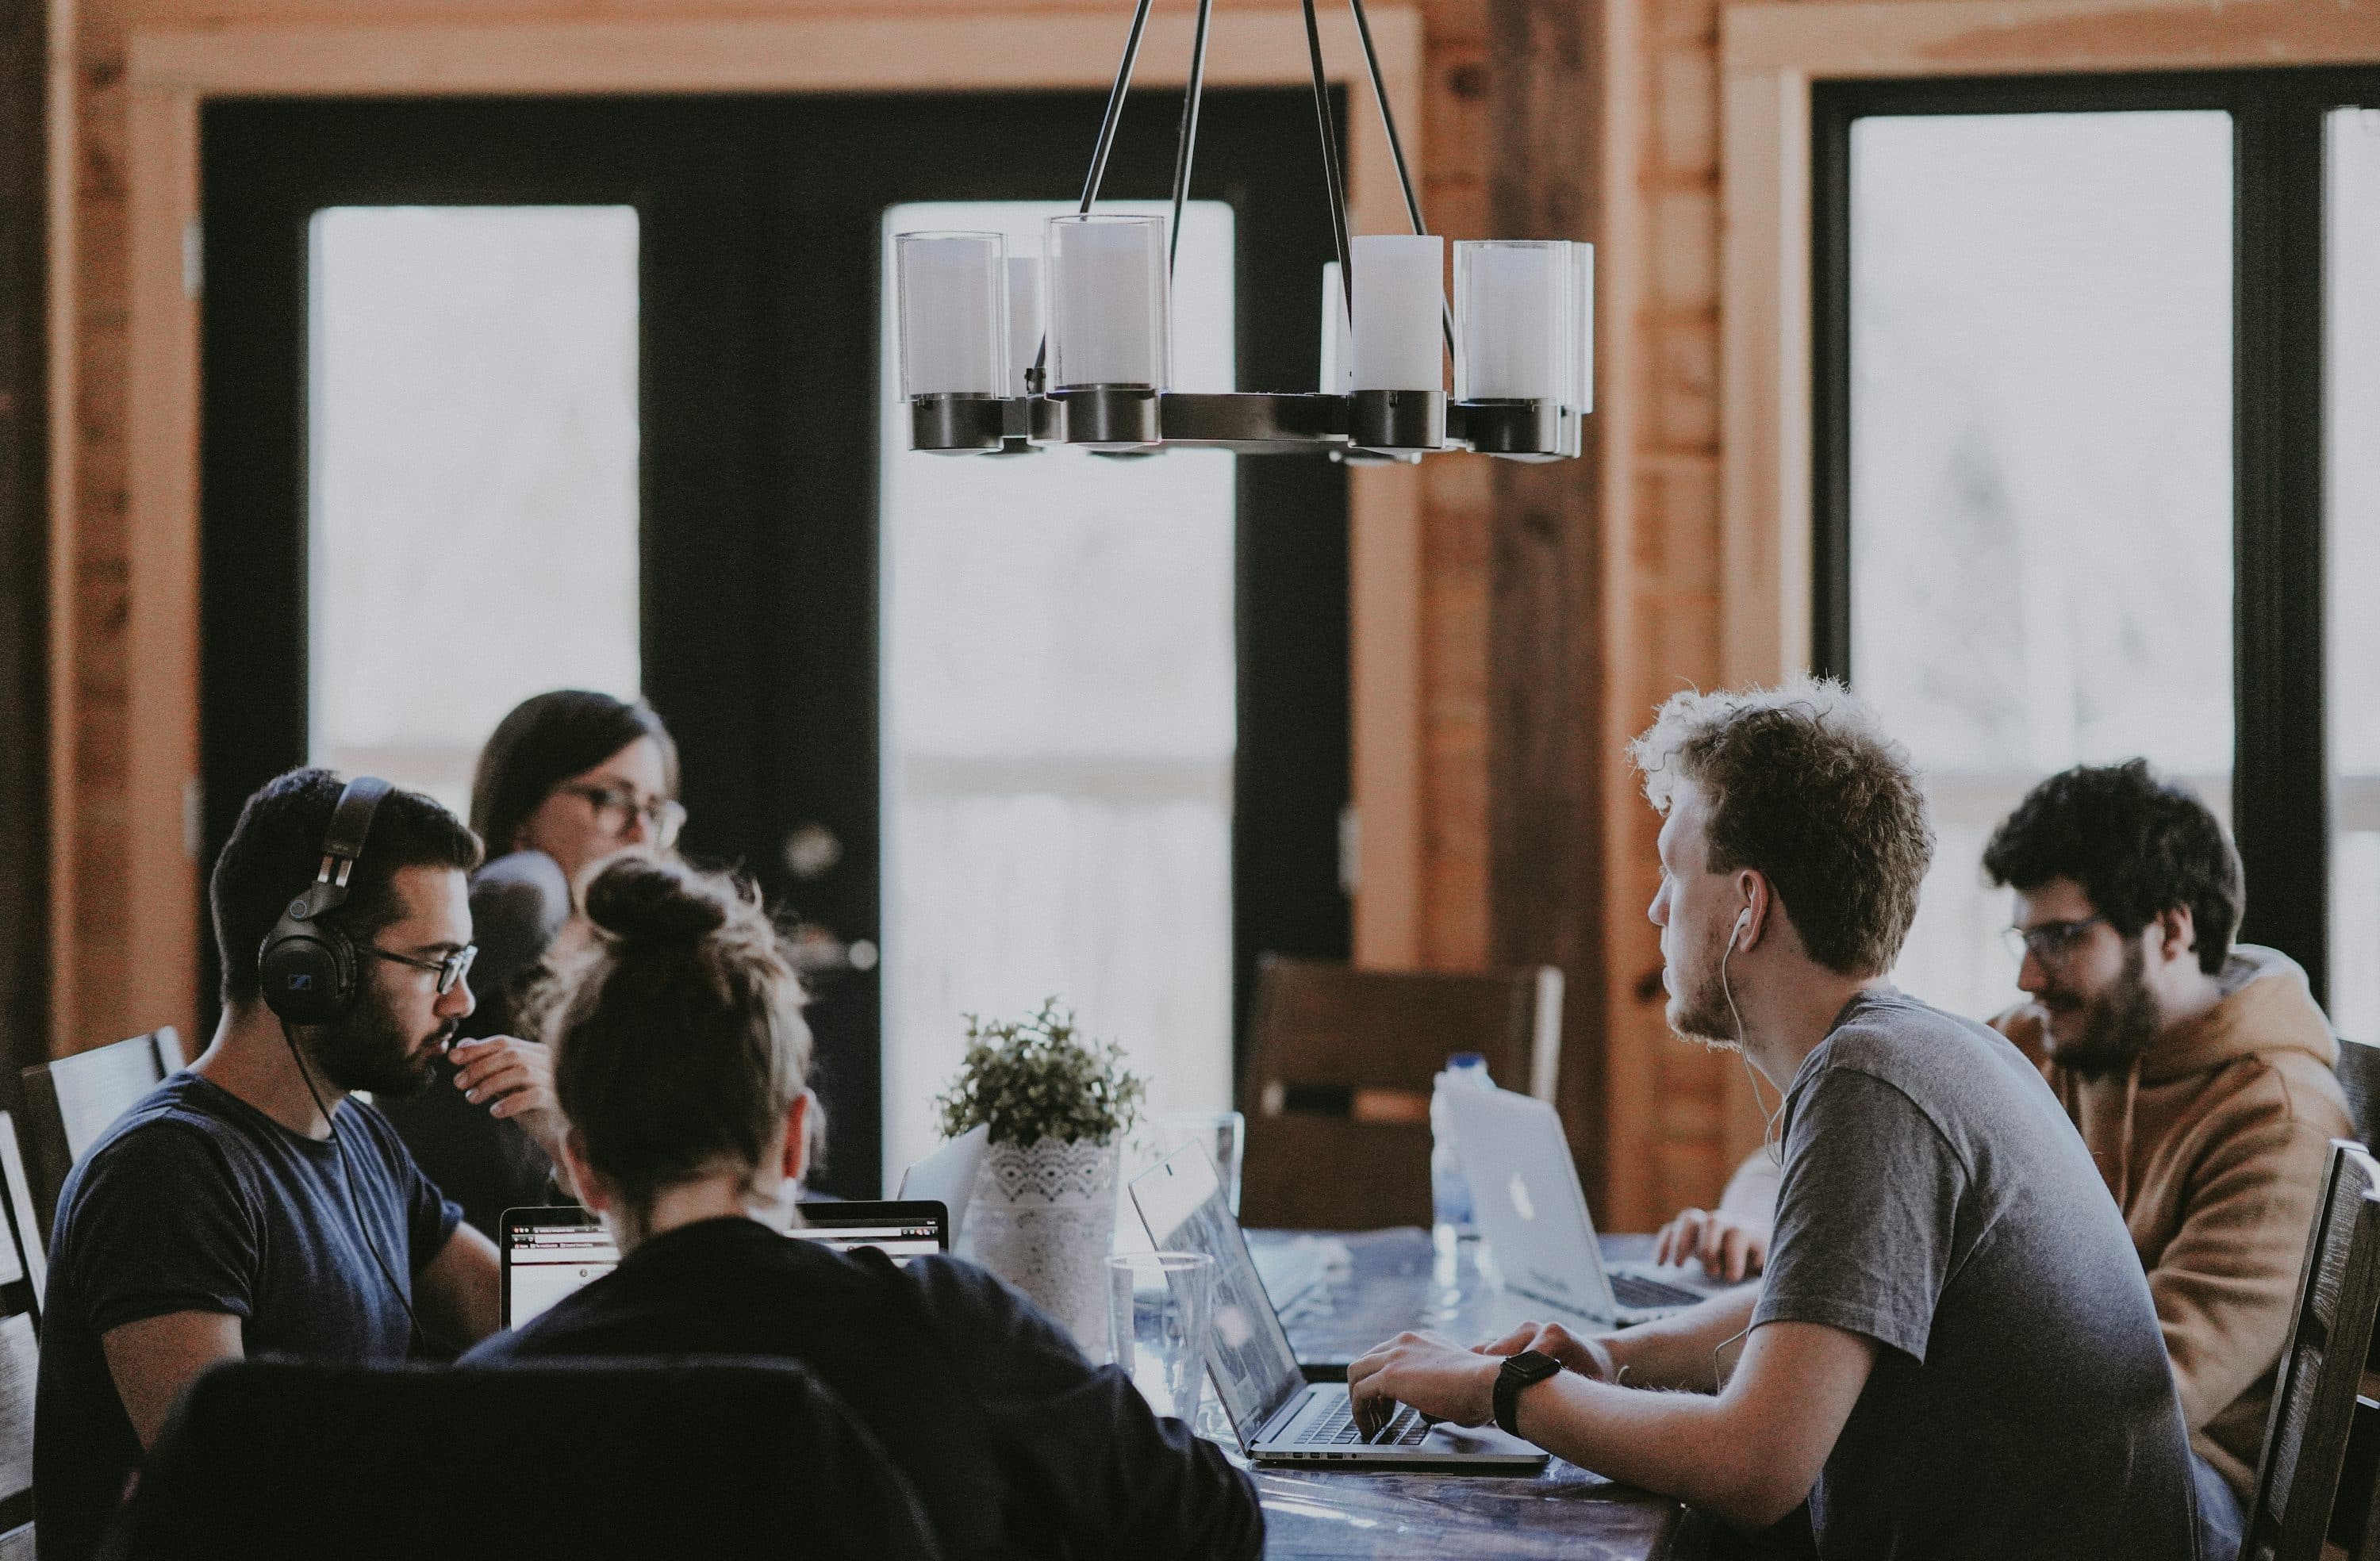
left=1, top=0, right=48, bottom=1114
left=49, top=0, right=1756, bottom=1229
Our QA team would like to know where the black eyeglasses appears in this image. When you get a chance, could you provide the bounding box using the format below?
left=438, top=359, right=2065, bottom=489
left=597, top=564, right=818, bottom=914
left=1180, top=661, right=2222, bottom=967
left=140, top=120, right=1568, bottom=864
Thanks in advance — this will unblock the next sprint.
left=364, top=942, right=478, bottom=996
left=2002, top=916, right=2109, bottom=968
left=559, top=783, right=686, bottom=849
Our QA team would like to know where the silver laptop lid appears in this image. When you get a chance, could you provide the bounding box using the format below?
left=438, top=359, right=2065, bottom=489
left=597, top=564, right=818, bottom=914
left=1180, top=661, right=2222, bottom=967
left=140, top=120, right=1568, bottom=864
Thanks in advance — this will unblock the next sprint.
left=897, top=1123, right=988, bottom=1242
left=1130, top=1144, right=1306, bottom=1447
left=1441, top=1085, right=1619, bottom=1319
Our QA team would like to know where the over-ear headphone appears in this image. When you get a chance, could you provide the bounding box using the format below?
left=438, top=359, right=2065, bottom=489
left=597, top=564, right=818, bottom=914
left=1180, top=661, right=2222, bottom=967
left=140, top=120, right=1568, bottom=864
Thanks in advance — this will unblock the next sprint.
left=259, top=777, right=392, bottom=1024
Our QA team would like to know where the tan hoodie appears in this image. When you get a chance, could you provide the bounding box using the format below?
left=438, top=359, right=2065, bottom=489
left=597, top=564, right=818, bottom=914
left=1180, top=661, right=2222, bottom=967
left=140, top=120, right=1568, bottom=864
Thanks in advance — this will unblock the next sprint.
left=1995, top=945, right=2354, bottom=1501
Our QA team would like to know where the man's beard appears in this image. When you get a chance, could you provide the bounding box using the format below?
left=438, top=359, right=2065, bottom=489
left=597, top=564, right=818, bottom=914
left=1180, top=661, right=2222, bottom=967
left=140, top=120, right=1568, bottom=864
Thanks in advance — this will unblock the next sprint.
left=312, top=984, right=452, bottom=1099
left=2043, top=942, right=2163, bottom=1078
left=1666, top=941, right=1744, bottom=1053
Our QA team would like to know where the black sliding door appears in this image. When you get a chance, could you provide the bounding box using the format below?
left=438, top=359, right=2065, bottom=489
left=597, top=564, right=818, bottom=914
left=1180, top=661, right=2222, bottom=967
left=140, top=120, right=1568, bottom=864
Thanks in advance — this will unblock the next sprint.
left=202, top=90, right=1349, bottom=1194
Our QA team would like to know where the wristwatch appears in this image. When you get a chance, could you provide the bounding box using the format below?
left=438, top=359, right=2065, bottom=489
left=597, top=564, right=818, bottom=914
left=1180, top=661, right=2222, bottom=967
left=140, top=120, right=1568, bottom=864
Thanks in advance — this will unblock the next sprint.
left=1494, top=1349, right=1563, bottom=1437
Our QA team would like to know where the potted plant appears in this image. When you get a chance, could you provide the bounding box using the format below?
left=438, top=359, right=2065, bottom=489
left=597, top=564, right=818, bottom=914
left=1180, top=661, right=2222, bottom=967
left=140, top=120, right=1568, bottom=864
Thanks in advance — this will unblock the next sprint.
left=935, top=999, right=1145, bottom=1350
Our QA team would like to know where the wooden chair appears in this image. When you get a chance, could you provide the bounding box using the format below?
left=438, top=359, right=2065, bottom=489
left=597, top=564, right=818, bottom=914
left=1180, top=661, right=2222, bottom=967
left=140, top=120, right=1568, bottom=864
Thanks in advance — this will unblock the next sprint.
left=2338, top=1037, right=2380, bottom=1148
left=0, top=1116, right=45, bottom=1557
left=1237, top=955, right=1564, bottom=1230
left=2240, top=1139, right=2380, bottom=1561
left=19, top=1026, right=186, bottom=1240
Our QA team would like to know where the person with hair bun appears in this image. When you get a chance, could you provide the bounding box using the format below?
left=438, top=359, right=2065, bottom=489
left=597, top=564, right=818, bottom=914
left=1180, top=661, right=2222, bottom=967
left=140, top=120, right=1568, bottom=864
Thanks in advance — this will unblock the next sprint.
left=384, top=689, right=683, bottom=1239
left=462, top=855, right=1261, bottom=1561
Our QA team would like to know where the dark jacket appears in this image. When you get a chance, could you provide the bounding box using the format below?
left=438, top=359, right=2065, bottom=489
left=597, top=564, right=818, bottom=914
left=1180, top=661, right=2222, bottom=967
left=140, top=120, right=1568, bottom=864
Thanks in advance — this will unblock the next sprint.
left=462, top=1216, right=1264, bottom=1561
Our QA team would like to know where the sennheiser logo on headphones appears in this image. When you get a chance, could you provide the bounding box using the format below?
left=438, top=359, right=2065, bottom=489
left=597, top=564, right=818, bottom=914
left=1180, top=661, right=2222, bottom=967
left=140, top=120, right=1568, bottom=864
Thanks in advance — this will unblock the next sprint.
left=286, top=974, right=313, bottom=990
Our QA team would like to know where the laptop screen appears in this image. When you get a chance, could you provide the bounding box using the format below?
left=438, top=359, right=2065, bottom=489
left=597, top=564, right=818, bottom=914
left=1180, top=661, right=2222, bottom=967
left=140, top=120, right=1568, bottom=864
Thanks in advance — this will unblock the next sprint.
left=499, top=1200, right=951, bottom=1328
left=1129, top=1145, right=1306, bottom=1447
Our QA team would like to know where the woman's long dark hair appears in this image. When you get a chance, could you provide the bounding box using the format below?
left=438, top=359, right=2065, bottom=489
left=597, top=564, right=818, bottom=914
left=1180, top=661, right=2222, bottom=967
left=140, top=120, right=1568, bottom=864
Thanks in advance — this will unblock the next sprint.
left=470, top=690, right=681, bottom=860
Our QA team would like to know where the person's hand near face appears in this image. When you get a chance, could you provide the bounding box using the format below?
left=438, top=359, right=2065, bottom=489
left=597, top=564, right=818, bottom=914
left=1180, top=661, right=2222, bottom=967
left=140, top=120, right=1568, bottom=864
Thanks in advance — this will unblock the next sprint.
left=446, top=1035, right=564, bottom=1161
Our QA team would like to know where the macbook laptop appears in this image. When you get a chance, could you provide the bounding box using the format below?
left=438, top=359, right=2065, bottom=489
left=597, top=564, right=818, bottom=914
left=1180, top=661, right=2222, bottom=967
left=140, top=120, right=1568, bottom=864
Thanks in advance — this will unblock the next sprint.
left=1442, top=1085, right=1705, bottom=1327
left=1130, top=1144, right=1547, bottom=1471
left=896, top=1123, right=989, bottom=1244
left=498, top=1199, right=950, bottom=1329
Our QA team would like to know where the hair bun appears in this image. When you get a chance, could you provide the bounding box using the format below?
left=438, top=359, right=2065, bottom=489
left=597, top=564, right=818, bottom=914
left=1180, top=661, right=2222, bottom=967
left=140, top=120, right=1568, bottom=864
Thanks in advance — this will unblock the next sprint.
left=584, top=856, right=729, bottom=946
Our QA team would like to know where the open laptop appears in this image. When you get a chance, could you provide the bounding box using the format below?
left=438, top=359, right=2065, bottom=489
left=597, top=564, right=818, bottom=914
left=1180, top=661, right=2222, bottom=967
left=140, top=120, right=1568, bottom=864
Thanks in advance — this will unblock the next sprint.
left=1130, top=1144, right=1546, bottom=1471
left=498, top=1199, right=950, bottom=1329
left=896, top=1123, right=989, bottom=1244
left=1442, top=1085, right=1706, bottom=1327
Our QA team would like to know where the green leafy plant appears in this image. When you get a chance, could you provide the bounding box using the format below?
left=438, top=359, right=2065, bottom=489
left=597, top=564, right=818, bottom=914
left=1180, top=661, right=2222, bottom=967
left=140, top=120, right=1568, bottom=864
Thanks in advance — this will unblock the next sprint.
left=935, top=999, right=1146, bottom=1149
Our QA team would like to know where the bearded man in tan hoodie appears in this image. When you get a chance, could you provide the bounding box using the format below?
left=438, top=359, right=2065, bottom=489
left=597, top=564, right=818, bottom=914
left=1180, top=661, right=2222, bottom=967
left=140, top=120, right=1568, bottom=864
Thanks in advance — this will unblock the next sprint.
left=1656, top=760, right=2351, bottom=1553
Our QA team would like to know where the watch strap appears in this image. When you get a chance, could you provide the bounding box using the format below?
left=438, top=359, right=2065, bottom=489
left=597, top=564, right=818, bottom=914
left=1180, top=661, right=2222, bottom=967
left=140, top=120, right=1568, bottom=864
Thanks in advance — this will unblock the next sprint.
left=1494, top=1349, right=1562, bottom=1437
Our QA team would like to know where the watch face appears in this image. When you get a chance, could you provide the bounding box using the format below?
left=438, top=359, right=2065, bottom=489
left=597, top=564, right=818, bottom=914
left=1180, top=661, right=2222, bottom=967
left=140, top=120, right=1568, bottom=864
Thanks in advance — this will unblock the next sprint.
left=1508, top=1349, right=1562, bottom=1381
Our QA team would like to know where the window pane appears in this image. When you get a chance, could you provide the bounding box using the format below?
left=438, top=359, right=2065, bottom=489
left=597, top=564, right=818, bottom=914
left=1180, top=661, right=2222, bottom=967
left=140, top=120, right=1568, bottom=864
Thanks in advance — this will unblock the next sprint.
left=1848, top=113, right=2234, bottom=1020
left=879, top=201, right=1237, bottom=1185
left=309, top=207, right=643, bottom=817
left=2328, top=109, right=2380, bottom=1041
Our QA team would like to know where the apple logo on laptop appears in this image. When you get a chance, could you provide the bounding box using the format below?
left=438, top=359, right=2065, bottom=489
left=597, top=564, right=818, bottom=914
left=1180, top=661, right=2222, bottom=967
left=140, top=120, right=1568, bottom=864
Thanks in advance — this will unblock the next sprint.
left=1508, top=1173, right=1536, bottom=1222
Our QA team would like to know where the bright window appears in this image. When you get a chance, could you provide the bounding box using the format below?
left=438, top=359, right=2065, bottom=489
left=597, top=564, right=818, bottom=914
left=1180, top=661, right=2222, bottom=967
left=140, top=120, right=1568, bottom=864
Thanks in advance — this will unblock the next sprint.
left=877, top=201, right=1238, bottom=1184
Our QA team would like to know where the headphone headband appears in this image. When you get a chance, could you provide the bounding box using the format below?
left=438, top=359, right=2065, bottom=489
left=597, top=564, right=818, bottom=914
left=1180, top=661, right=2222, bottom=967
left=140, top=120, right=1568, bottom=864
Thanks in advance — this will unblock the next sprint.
left=312, top=775, right=393, bottom=900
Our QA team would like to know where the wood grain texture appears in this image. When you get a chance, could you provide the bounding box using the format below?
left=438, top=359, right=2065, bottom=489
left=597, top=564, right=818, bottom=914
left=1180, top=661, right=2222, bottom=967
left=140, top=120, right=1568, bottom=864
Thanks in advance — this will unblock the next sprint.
left=1483, top=0, right=1622, bottom=1213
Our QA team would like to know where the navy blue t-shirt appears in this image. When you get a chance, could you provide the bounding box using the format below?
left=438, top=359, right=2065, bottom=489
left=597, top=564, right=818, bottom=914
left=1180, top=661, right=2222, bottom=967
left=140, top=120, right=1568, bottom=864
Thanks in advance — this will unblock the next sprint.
left=33, top=1072, right=462, bottom=1561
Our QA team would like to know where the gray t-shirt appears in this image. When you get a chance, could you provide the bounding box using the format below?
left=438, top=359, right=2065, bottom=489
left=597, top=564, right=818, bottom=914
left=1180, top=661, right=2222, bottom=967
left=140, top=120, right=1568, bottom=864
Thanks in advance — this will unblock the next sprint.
left=1754, top=988, right=2198, bottom=1560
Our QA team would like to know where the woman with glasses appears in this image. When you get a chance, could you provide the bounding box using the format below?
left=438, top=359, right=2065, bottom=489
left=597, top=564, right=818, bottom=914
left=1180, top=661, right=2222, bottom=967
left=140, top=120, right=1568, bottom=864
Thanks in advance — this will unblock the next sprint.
left=382, top=689, right=685, bottom=1239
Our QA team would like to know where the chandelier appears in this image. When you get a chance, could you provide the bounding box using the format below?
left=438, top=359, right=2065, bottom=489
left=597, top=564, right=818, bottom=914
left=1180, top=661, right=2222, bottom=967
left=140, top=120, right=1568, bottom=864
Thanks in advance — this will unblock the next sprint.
left=890, top=0, right=1592, bottom=462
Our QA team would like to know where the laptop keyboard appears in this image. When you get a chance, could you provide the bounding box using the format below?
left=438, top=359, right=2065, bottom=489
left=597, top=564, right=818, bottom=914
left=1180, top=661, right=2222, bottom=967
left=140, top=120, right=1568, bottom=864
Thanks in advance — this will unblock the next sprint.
left=1299, top=1396, right=1429, bottom=1448
left=1610, top=1270, right=1702, bottom=1310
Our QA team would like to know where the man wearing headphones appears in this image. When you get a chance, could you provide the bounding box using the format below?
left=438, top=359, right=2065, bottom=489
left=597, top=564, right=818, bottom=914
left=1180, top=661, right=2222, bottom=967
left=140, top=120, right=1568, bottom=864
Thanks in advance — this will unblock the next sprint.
left=1346, top=682, right=2198, bottom=1559
left=34, top=769, right=563, bottom=1561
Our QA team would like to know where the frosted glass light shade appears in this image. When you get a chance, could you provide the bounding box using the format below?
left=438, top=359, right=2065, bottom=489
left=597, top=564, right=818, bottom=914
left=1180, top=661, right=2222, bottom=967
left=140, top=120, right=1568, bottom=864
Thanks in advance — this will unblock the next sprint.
left=1006, top=256, right=1044, bottom=396
left=1455, top=239, right=1569, bottom=401
left=1319, top=262, right=1355, bottom=394
left=1349, top=234, right=1445, bottom=393
left=1568, top=242, right=1595, bottom=413
left=896, top=231, right=1008, bottom=399
left=1046, top=214, right=1170, bottom=391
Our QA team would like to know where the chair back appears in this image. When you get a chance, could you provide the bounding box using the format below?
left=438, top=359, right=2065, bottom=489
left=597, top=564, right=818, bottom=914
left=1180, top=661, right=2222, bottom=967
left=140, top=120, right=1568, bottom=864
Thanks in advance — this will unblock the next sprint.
left=19, top=1027, right=184, bottom=1237
left=2337, top=1037, right=2380, bottom=1147
left=0, top=1118, right=44, bottom=1556
left=2242, top=1139, right=2380, bottom=1561
left=104, top=1357, right=944, bottom=1561
left=1238, top=954, right=1563, bottom=1229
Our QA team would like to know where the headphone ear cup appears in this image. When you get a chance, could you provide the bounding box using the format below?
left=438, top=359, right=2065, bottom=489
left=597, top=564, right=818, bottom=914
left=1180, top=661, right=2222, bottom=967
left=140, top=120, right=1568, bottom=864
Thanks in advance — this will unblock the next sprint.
left=259, top=918, right=357, bottom=1025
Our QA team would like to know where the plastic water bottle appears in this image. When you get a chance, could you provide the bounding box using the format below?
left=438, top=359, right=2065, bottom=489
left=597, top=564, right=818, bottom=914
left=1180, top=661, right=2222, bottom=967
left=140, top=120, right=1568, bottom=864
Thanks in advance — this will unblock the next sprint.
left=1430, top=1053, right=1495, bottom=1238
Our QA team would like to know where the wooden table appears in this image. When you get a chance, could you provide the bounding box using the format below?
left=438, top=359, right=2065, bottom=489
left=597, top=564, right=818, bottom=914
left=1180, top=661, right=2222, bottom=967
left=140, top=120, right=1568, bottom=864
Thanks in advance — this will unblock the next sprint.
left=1238, top=1228, right=1722, bottom=1560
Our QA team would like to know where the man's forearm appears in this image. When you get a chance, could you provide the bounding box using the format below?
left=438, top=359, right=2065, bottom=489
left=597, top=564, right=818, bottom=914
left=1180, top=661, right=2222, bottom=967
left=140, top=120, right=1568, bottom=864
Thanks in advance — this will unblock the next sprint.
left=1600, top=1286, right=1760, bottom=1393
left=1509, top=1367, right=1787, bottom=1528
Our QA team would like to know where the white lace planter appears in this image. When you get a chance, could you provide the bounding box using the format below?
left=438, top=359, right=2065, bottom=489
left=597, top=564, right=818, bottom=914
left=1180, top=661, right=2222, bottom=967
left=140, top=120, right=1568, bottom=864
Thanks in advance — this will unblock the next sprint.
left=961, top=1135, right=1119, bottom=1354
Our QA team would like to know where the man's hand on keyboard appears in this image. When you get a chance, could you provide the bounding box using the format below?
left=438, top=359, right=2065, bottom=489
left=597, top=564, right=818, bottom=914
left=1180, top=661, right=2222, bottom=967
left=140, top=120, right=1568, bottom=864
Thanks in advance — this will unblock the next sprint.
left=1476, top=1320, right=1618, bottom=1382
left=1653, top=1206, right=1770, bottom=1282
left=1346, top=1331, right=1501, bottom=1441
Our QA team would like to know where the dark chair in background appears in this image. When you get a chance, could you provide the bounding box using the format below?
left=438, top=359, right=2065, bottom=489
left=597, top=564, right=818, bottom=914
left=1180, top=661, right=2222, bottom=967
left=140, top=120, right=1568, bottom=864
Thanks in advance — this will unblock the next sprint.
left=19, top=1026, right=183, bottom=1238
left=103, top=1357, right=942, bottom=1561
left=2240, top=1139, right=2380, bottom=1561
left=2336, top=1037, right=2380, bottom=1148
left=1238, top=955, right=1563, bottom=1230
left=0, top=1115, right=48, bottom=1559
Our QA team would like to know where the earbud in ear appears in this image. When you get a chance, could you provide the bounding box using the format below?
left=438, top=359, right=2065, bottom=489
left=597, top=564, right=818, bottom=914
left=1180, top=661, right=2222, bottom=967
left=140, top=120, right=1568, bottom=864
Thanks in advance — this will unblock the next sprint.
left=1732, top=906, right=1752, bottom=949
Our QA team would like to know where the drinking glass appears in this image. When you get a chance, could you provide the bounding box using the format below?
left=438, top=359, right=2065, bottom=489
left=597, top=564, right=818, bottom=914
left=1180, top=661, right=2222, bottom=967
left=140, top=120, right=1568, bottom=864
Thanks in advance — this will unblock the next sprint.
left=1107, top=1251, right=1215, bottom=1423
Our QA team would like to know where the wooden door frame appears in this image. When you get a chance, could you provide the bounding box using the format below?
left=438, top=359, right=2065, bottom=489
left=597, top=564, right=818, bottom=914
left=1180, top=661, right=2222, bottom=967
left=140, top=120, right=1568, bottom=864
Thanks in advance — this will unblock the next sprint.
left=1714, top=0, right=2380, bottom=1157
left=94, top=6, right=1424, bottom=1047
